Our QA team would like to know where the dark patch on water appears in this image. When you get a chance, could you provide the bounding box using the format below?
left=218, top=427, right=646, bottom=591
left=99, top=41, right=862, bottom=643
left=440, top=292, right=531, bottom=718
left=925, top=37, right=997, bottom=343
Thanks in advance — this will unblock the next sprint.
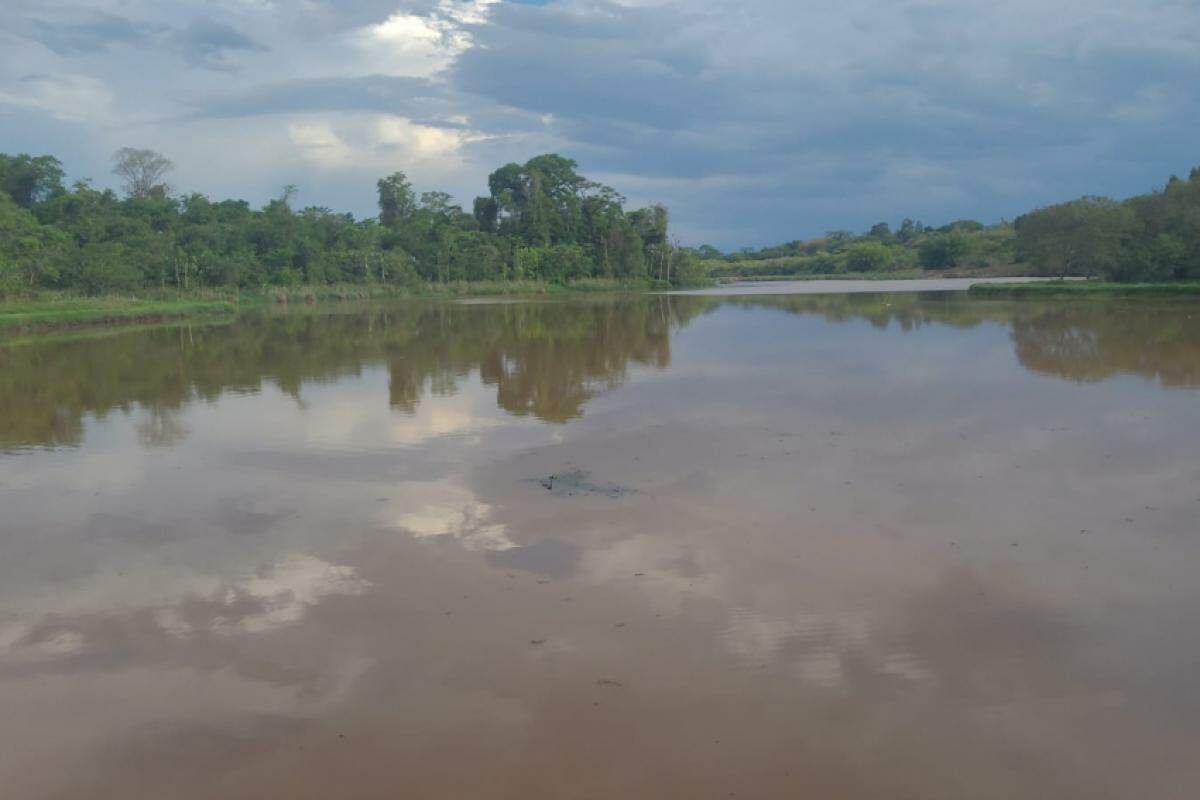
left=532, top=468, right=634, bottom=498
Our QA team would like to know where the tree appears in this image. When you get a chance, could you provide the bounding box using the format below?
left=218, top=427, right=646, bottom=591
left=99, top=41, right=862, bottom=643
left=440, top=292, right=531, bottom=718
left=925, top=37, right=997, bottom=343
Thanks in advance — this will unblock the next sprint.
left=845, top=241, right=892, bottom=272
left=0, top=154, right=65, bottom=208
left=1014, top=197, right=1134, bottom=278
left=631, top=204, right=671, bottom=279
left=377, top=172, right=416, bottom=228
left=112, top=148, right=174, bottom=199
left=0, top=193, right=66, bottom=292
left=419, top=191, right=455, bottom=220
left=1, top=148, right=678, bottom=292
left=940, top=219, right=984, bottom=233
left=71, top=243, right=141, bottom=294
left=918, top=232, right=972, bottom=269
left=486, top=155, right=590, bottom=246
left=473, top=196, right=499, bottom=233
left=669, top=249, right=708, bottom=287
left=279, top=184, right=298, bottom=209
left=487, top=162, right=526, bottom=229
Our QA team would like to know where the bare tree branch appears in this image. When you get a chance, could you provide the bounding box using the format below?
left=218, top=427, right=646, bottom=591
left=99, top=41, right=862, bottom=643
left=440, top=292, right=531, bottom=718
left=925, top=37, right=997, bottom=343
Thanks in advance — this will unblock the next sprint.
left=112, top=148, right=174, bottom=199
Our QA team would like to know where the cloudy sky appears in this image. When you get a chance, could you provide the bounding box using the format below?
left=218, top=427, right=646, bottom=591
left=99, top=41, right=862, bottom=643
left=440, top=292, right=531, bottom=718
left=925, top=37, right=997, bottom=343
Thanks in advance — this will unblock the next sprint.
left=2, top=0, right=1197, bottom=248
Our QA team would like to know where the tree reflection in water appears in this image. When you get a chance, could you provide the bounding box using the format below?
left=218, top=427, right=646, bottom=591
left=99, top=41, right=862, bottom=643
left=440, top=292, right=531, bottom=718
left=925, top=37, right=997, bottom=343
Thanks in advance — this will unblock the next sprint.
left=2, top=293, right=1196, bottom=450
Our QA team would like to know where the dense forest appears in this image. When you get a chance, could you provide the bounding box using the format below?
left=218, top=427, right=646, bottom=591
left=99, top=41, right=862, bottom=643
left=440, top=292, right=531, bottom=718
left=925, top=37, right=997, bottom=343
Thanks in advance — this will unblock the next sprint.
left=700, top=167, right=1200, bottom=283
left=0, top=150, right=705, bottom=296
left=4, top=150, right=1199, bottom=294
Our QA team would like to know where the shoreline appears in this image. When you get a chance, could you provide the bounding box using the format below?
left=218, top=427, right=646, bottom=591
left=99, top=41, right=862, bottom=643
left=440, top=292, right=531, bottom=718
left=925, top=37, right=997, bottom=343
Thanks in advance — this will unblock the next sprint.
left=968, top=280, right=1200, bottom=298
left=0, top=279, right=662, bottom=334
left=0, top=299, right=239, bottom=332
left=6, top=277, right=1199, bottom=336
left=713, top=268, right=1031, bottom=283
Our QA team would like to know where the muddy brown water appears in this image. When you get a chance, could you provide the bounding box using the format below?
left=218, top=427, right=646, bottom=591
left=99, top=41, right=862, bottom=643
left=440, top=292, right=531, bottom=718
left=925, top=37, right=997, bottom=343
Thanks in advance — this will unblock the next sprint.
left=2, top=290, right=1199, bottom=799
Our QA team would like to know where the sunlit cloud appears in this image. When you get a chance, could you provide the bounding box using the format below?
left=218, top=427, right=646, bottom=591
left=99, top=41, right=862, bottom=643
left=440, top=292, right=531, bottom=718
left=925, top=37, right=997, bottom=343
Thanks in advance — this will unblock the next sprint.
left=352, top=0, right=498, bottom=77
left=288, top=119, right=356, bottom=166
left=375, top=114, right=472, bottom=161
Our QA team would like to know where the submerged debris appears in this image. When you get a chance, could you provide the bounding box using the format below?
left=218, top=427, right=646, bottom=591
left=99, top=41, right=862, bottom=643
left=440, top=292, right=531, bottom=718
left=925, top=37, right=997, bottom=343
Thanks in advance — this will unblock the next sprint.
left=534, top=468, right=633, bottom=498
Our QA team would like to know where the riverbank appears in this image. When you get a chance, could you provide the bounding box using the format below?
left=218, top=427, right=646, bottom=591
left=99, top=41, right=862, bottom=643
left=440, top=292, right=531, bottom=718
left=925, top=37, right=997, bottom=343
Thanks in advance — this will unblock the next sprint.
left=712, top=265, right=1035, bottom=283
left=716, top=271, right=925, bottom=282
left=0, top=297, right=238, bottom=330
left=969, top=280, right=1200, bottom=298
left=670, top=276, right=1057, bottom=296
left=0, top=279, right=666, bottom=332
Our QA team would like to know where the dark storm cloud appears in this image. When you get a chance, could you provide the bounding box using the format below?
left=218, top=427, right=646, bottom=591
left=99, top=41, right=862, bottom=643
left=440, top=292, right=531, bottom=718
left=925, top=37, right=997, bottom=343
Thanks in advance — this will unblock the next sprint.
left=27, top=11, right=163, bottom=55
left=174, top=19, right=268, bottom=71
left=452, top=2, right=712, bottom=132
left=17, top=7, right=267, bottom=71
left=443, top=0, right=1200, bottom=245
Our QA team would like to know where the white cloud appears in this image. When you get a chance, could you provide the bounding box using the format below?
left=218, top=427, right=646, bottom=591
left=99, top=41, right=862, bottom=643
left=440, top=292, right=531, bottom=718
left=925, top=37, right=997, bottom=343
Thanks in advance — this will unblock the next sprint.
left=375, top=114, right=470, bottom=161
left=288, top=119, right=355, bottom=166
left=354, top=11, right=455, bottom=76
left=0, top=73, right=115, bottom=123
left=257, top=112, right=476, bottom=175
left=352, top=0, right=497, bottom=77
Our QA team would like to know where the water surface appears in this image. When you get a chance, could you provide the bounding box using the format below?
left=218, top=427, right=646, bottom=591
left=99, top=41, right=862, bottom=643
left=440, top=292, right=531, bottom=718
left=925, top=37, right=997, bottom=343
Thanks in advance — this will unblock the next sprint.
left=2, top=293, right=1198, bottom=799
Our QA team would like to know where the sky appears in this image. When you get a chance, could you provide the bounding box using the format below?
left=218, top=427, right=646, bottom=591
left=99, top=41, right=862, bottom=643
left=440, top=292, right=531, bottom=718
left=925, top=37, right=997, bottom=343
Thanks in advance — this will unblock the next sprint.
left=2, top=0, right=1198, bottom=249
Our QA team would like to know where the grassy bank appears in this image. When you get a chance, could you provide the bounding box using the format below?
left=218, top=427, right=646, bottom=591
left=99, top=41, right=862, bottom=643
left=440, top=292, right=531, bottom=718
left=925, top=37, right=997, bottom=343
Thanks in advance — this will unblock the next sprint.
left=236, top=277, right=664, bottom=304
left=969, top=280, right=1200, bottom=298
left=0, top=278, right=667, bottom=333
left=713, top=265, right=1033, bottom=283
left=0, top=296, right=237, bottom=330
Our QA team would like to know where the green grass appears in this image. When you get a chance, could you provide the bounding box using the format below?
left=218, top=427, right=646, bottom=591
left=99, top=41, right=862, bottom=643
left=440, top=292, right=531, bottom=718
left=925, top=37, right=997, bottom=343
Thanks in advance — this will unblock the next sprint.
left=0, top=278, right=669, bottom=333
left=228, top=278, right=657, bottom=304
left=0, top=296, right=237, bottom=330
left=969, top=280, right=1200, bottom=298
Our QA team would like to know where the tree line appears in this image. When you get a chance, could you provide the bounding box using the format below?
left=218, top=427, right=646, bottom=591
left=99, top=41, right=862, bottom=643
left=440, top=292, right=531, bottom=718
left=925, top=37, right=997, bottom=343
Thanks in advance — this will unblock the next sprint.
left=1013, top=168, right=1200, bottom=281
left=698, top=218, right=1017, bottom=278
left=0, top=150, right=706, bottom=295
left=698, top=166, right=1200, bottom=282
